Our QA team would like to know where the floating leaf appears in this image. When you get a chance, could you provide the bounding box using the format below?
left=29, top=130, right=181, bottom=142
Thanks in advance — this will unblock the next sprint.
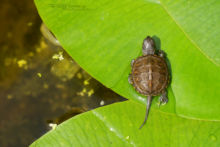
left=31, top=101, right=220, bottom=146
left=35, top=0, right=220, bottom=121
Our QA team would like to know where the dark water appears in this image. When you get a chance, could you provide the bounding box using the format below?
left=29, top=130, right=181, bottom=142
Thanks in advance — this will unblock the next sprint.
left=0, top=0, right=126, bottom=146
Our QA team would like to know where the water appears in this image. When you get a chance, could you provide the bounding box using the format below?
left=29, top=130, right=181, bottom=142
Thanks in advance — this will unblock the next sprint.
left=0, top=0, right=126, bottom=146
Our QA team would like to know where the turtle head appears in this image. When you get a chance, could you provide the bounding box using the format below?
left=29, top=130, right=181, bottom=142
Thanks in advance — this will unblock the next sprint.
left=142, top=36, right=155, bottom=56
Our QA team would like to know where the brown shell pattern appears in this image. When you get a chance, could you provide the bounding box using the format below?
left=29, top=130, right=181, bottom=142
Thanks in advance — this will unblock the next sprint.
left=131, top=55, right=169, bottom=96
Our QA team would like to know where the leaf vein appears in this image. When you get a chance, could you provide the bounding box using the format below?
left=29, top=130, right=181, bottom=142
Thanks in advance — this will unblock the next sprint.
left=158, top=0, right=219, bottom=66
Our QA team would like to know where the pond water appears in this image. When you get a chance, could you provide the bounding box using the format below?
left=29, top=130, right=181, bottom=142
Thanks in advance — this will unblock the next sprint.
left=0, top=0, right=126, bottom=146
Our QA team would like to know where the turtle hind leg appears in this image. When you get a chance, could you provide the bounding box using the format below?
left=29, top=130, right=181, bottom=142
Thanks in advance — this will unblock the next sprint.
left=158, top=91, right=168, bottom=107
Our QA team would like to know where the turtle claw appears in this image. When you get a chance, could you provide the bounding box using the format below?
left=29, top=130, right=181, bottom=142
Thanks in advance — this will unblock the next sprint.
left=158, top=91, right=168, bottom=107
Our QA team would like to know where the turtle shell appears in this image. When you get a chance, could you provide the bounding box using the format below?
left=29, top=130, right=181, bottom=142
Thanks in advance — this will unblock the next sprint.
left=131, top=54, right=169, bottom=96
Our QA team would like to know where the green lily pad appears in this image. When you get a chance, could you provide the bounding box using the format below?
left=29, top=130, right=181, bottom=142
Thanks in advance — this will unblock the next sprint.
left=35, top=0, right=220, bottom=120
left=31, top=101, right=220, bottom=146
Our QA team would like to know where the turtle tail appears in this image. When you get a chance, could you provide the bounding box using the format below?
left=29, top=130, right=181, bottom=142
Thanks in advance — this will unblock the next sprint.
left=139, top=95, right=152, bottom=129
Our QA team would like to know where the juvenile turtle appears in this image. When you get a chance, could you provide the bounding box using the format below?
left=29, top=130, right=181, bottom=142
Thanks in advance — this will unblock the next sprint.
left=128, top=36, right=169, bottom=129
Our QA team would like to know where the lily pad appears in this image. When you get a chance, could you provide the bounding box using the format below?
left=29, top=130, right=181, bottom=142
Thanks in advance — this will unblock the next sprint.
left=35, top=0, right=220, bottom=120
left=31, top=101, right=220, bottom=146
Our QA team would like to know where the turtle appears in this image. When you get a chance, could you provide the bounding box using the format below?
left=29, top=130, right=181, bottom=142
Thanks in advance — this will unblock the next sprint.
left=128, top=36, right=169, bottom=129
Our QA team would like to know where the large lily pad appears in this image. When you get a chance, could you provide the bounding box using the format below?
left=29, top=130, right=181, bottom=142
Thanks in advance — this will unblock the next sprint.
left=35, top=0, right=220, bottom=120
left=31, top=101, right=220, bottom=146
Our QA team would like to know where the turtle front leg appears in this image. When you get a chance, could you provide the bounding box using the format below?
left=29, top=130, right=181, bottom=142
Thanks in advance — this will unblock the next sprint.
left=128, top=59, right=135, bottom=85
left=158, top=50, right=166, bottom=57
left=158, top=91, right=168, bottom=107
left=128, top=74, right=133, bottom=85
left=131, top=59, right=135, bottom=67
